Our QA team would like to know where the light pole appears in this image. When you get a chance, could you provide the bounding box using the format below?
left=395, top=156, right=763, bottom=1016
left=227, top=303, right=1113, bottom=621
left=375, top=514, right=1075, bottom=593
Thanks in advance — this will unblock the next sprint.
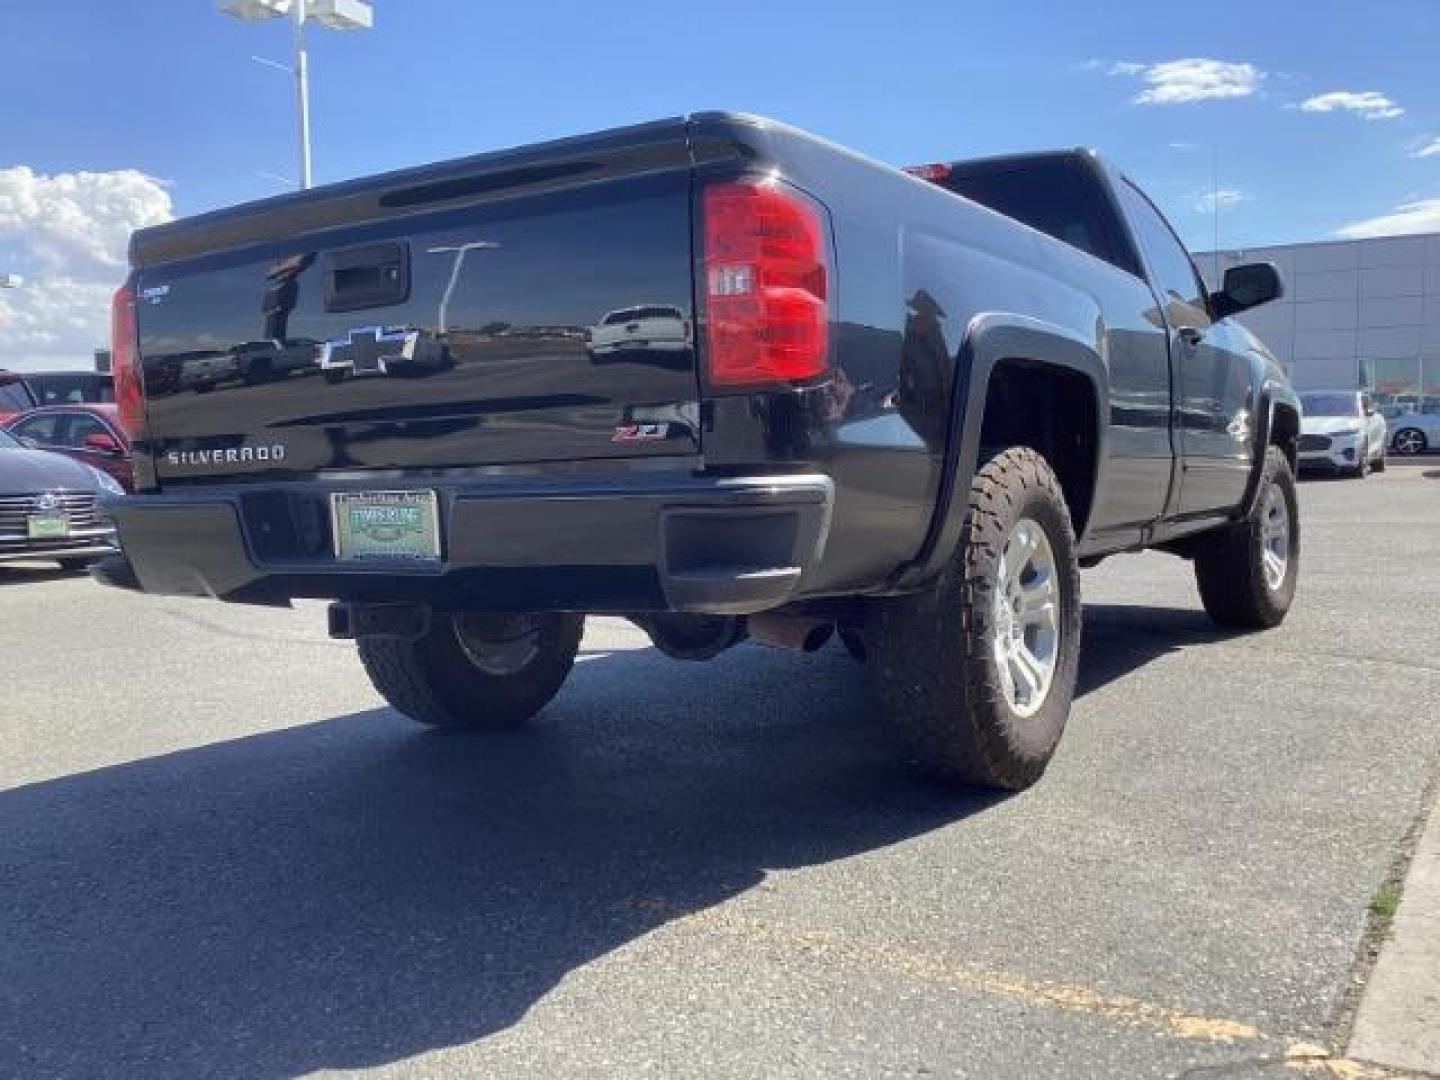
left=1170, top=141, right=1228, bottom=284
left=429, top=243, right=501, bottom=333
left=217, top=0, right=374, bottom=189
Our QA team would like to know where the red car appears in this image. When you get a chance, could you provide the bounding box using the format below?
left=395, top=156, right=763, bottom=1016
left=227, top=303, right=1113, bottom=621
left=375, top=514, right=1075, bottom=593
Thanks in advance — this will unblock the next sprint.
left=2, top=404, right=134, bottom=492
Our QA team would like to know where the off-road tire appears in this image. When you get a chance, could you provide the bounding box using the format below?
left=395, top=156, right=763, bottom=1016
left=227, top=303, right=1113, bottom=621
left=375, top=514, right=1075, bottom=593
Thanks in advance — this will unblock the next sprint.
left=866, top=447, right=1082, bottom=791
left=359, top=612, right=583, bottom=730
left=1193, top=445, right=1299, bottom=630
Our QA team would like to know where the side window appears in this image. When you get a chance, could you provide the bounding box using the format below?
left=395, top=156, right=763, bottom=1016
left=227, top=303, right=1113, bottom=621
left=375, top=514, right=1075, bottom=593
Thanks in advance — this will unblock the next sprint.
left=0, top=382, right=31, bottom=412
left=12, top=414, right=62, bottom=446
left=34, top=377, right=88, bottom=404
left=940, top=160, right=1136, bottom=274
left=63, top=413, right=110, bottom=449
left=1117, top=180, right=1211, bottom=331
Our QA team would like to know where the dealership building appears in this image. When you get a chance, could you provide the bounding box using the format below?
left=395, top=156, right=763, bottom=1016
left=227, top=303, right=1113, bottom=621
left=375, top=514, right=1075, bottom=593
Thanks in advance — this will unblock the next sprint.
left=1199, top=231, right=1440, bottom=413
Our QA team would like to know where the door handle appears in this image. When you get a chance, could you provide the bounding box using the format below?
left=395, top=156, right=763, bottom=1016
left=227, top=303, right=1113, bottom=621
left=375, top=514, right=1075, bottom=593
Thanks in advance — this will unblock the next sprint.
left=323, top=242, right=410, bottom=313
left=1177, top=327, right=1203, bottom=347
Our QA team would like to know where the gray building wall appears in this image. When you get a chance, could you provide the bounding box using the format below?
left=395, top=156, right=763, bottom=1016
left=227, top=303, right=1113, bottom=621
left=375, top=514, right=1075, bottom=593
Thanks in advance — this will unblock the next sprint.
left=1199, top=232, right=1440, bottom=410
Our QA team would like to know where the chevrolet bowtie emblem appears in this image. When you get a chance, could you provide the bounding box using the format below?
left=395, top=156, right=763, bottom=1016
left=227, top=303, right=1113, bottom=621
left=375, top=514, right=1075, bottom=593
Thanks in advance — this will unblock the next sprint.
left=319, top=327, right=422, bottom=378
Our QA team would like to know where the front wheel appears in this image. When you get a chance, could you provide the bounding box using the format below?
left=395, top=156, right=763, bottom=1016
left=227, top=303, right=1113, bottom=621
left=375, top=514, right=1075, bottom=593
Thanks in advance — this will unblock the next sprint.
left=1392, top=428, right=1427, bottom=456
left=1355, top=439, right=1370, bottom=478
left=1193, top=446, right=1299, bottom=630
left=867, top=447, right=1082, bottom=791
left=359, top=611, right=583, bottom=730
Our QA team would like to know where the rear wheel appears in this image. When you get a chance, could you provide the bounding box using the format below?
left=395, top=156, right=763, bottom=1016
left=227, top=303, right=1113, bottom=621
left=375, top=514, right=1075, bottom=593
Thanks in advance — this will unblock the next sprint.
left=1193, top=446, right=1299, bottom=630
left=1392, top=428, right=1427, bottom=456
left=866, top=447, right=1082, bottom=791
left=359, top=611, right=583, bottom=730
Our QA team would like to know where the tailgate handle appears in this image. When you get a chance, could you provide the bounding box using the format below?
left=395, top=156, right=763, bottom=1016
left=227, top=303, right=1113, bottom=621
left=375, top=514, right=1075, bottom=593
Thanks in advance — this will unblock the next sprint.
left=323, top=242, right=410, bottom=313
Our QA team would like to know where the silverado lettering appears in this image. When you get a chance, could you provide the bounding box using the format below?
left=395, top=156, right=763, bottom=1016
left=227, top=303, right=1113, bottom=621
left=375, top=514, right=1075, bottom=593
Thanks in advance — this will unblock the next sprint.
left=166, top=446, right=285, bottom=467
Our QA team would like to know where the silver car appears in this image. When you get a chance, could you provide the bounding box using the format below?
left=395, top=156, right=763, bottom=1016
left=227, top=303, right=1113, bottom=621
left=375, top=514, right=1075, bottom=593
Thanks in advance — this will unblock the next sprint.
left=1383, top=401, right=1440, bottom=456
left=0, top=425, right=122, bottom=570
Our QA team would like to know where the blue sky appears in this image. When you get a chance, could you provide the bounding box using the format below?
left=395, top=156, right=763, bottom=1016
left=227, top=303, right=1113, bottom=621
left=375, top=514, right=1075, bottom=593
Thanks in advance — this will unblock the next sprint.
left=2, top=0, right=1438, bottom=367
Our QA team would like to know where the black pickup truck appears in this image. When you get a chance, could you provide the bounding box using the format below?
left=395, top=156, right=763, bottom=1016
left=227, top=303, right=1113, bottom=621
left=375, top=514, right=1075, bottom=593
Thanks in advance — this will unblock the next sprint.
left=101, top=113, right=1301, bottom=790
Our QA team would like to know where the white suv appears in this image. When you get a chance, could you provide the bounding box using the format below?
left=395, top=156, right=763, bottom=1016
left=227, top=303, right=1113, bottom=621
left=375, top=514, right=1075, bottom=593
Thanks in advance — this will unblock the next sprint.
left=1298, top=390, right=1388, bottom=477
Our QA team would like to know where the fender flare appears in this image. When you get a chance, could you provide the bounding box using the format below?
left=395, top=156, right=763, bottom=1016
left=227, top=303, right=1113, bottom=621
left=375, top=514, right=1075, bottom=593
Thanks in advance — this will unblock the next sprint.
left=1240, top=387, right=1298, bottom=518
left=890, top=312, right=1109, bottom=592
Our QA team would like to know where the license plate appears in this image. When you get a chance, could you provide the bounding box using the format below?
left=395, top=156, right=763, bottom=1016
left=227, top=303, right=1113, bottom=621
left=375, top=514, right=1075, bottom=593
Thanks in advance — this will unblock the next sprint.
left=27, top=514, right=70, bottom=539
left=331, top=491, right=441, bottom=562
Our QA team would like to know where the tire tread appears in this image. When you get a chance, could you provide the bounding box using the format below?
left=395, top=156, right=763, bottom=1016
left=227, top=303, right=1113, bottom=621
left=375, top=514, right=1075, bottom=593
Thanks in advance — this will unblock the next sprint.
left=869, top=447, right=1081, bottom=790
left=359, top=614, right=583, bottom=730
left=1193, top=445, right=1299, bottom=630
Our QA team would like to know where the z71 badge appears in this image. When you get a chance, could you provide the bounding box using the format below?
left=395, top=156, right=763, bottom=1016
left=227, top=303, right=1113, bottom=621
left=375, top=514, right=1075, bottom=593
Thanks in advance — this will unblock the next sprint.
left=612, top=423, right=668, bottom=443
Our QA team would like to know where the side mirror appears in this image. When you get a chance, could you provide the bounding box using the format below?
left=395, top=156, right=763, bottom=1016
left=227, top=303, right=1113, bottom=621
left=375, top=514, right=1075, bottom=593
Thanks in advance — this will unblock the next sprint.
left=1212, top=262, right=1284, bottom=320
left=83, top=431, right=123, bottom=455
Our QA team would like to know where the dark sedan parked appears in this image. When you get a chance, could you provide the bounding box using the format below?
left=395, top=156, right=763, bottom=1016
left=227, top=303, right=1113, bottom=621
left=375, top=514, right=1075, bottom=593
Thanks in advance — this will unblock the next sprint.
left=3, top=404, right=134, bottom=491
left=0, top=426, right=121, bottom=570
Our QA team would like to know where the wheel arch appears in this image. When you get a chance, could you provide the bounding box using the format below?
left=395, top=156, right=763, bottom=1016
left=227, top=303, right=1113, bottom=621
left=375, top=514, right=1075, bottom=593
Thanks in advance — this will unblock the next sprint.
left=1241, top=388, right=1300, bottom=518
left=891, top=313, right=1108, bottom=591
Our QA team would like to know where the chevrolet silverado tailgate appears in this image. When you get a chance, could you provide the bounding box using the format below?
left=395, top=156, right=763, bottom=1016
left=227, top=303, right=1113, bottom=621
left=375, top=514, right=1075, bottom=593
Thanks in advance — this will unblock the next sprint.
left=130, top=119, right=700, bottom=485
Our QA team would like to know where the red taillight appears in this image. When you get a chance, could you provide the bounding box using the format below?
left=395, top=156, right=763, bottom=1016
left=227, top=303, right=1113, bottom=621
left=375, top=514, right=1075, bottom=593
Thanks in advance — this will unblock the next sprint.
left=903, top=162, right=952, bottom=182
left=110, top=283, right=144, bottom=438
left=701, top=180, right=829, bottom=388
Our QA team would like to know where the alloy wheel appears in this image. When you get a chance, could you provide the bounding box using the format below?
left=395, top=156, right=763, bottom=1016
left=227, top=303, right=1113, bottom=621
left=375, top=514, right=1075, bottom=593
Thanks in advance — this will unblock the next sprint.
left=1392, top=429, right=1427, bottom=456
left=1260, top=484, right=1290, bottom=591
left=991, top=518, right=1060, bottom=718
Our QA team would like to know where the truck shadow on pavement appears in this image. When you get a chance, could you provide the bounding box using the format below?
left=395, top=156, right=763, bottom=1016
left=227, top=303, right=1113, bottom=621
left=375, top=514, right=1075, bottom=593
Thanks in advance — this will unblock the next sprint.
left=1077, top=603, right=1236, bottom=696
left=0, top=604, right=1226, bottom=1078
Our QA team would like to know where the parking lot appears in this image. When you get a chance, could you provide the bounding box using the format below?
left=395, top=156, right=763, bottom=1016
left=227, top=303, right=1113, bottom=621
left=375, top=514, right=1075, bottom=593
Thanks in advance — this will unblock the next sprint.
left=1, top=466, right=1437, bottom=1079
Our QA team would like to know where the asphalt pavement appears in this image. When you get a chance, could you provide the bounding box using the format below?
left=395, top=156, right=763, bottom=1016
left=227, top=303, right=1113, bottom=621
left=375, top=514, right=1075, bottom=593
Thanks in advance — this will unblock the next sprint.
left=2, top=467, right=1438, bottom=1079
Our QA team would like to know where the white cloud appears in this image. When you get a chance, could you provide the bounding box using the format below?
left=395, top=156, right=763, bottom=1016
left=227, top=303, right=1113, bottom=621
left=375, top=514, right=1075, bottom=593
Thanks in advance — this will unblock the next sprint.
left=1336, top=198, right=1440, bottom=239
left=0, top=166, right=172, bottom=371
left=1109, top=58, right=1264, bottom=105
left=1195, top=189, right=1247, bottom=214
left=1300, top=91, right=1403, bottom=120
left=1408, top=137, right=1440, bottom=159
